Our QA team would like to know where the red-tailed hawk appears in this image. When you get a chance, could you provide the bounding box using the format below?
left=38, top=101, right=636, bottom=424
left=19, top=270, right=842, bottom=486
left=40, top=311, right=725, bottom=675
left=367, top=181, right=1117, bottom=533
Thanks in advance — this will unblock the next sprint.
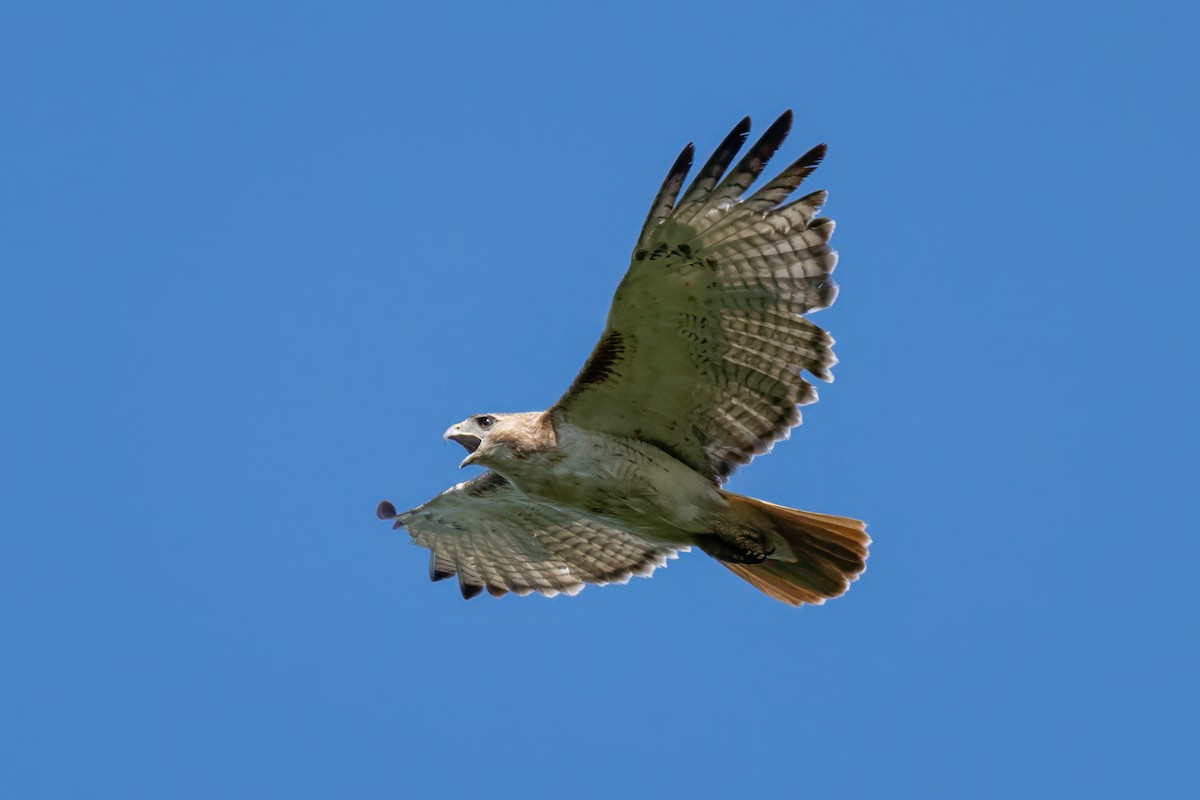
left=378, top=112, right=869, bottom=606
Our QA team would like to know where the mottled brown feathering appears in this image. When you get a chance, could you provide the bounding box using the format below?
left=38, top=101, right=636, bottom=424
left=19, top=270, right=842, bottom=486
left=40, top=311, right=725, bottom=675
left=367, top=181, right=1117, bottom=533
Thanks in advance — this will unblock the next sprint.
left=380, top=113, right=869, bottom=606
left=488, top=412, right=557, bottom=457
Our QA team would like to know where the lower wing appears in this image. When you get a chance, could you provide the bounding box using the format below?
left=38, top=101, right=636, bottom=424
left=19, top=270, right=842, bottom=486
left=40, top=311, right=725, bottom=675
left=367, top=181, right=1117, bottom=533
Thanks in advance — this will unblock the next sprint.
left=378, top=471, right=685, bottom=599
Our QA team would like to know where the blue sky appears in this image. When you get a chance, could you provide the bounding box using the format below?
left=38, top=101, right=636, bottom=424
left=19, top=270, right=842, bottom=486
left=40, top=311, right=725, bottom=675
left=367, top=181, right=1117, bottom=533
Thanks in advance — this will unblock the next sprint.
left=3, top=1, right=1197, bottom=797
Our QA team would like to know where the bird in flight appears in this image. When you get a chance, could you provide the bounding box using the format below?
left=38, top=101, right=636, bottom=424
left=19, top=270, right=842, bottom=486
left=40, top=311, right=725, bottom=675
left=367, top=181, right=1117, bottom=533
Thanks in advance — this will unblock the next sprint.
left=378, top=111, right=869, bottom=606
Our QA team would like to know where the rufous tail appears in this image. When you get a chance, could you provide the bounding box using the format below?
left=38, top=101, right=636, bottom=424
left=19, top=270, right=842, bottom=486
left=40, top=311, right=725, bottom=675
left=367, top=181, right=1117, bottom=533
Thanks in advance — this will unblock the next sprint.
left=716, top=491, right=870, bottom=606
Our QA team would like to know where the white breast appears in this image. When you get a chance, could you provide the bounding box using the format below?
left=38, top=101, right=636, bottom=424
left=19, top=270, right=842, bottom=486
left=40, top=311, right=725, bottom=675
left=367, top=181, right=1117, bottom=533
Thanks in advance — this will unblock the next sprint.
left=499, top=422, right=722, bottom=537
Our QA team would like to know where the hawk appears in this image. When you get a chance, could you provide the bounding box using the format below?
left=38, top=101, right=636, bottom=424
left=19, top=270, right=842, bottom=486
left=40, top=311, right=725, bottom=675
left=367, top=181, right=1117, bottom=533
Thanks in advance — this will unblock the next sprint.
left=378, top=111, right=870, bottom=606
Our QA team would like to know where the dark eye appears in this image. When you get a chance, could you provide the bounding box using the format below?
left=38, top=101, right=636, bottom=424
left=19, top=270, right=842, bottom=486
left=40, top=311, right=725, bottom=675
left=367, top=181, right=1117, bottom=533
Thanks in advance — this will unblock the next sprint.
left=475, top=415, right=495, bottom=430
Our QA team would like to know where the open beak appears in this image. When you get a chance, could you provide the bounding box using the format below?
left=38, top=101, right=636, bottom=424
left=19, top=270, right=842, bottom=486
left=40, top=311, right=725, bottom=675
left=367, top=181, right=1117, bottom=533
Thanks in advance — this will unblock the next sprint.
left=443, top=426, right=483, bottom=468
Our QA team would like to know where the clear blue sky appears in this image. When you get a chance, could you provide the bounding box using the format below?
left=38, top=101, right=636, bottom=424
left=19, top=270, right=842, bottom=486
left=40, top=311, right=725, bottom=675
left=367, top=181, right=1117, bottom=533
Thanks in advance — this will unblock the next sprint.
left=3, top=1, right=1197, bottom=797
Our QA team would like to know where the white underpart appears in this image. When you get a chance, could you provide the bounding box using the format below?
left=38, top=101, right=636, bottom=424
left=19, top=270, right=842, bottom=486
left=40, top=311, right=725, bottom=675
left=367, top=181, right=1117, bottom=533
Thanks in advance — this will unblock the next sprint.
left=493, top=422, right=723, bottom=541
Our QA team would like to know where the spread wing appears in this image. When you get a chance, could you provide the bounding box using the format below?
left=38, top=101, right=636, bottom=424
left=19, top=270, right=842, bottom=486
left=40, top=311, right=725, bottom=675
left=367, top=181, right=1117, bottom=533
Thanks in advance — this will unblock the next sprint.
left=553, top=111, right=838, bottom=482
left=377, top=472, right=684, bottom=599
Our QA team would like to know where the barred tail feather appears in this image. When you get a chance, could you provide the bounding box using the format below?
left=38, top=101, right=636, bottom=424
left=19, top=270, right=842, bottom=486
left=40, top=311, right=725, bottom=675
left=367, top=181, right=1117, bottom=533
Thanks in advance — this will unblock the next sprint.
left=718, top=492, right=869, bottom=606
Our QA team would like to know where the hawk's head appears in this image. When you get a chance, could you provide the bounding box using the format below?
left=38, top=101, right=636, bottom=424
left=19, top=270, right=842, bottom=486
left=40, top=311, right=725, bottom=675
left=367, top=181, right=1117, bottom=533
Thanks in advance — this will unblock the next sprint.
left=443, top=412, right=552, bottom=469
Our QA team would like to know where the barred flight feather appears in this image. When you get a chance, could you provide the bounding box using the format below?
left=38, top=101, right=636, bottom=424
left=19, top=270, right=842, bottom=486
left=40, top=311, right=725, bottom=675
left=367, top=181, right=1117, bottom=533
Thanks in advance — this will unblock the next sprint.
left=638, top=144, right=694, bottom=244
left=394, top=472, right=683, bottom=598
left=667, top=117, right=752, bottom=232
left=742, top=143, right=827, bottom=214
left=553, top=112, right=842, bottom=480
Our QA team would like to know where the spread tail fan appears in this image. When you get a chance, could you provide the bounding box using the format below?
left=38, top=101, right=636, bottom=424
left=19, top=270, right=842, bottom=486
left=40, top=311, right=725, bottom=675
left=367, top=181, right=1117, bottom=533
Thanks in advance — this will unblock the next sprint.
left=717, top=492, right=870, bottom=606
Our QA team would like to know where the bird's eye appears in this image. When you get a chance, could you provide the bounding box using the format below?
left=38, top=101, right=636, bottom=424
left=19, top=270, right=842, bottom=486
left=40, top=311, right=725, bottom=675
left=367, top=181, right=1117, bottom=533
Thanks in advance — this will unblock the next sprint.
left=475, top=415, right=495, bottom=430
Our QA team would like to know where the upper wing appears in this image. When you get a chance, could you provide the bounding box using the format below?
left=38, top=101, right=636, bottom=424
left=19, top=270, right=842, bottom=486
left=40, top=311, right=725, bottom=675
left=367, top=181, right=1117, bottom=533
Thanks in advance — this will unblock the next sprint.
left=377, top=472, right=684, bottom=599
left=552, top=111, right=838, bottom=482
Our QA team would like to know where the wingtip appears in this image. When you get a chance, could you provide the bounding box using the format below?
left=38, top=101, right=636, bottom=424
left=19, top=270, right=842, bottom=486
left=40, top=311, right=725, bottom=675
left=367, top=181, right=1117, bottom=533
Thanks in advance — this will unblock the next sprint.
left=765, top=109, right=794, bottom=141
left=677, top=141, right=696, bottom=170
left=459, top=576, right=484, bottom=600
left=429, top=552, right=454, bottom=582
left=376, top=500, right=397, bottom=520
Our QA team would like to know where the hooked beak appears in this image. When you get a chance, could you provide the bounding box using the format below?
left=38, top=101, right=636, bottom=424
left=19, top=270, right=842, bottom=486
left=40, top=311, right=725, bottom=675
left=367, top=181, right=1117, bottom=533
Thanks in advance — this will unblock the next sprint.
left=443, top=425, right=483, bottom=468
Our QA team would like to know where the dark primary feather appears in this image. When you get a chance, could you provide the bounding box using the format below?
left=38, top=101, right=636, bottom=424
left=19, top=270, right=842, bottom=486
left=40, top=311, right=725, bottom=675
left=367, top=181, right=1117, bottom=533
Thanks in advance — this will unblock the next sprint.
left=665, top=116, right=751, bottom=233
left=742, top=143, right=827, bottom=214
left=637, top=143, right=694, bottom=247
left=695, top=110, right=793, bottom=217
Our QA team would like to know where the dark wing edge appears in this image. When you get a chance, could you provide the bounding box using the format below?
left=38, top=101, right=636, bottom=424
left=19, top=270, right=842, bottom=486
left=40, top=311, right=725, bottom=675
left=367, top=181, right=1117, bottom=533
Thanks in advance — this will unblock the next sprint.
left=377, top=472, right=685, bottom=600
left=553, top=111, right=840, bottom=481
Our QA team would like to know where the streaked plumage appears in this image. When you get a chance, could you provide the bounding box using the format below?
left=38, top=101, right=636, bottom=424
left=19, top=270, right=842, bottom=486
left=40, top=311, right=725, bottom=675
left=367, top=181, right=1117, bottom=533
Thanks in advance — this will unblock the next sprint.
left=378, top=112, right=870, bottom=606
